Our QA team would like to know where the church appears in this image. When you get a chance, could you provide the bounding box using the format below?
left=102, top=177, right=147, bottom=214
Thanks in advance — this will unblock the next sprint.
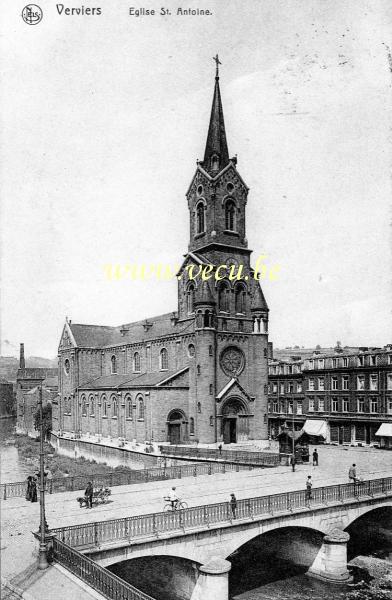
left=54, top=63, right=270, bottom=446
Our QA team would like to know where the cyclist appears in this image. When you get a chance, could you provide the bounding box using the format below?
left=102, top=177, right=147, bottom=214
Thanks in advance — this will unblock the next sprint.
left=168, top=486, right=179, bottom=510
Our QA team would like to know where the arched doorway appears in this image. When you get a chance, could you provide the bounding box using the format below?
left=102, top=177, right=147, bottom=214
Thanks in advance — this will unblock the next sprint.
left=221, top=397, right=248, bottom=444
left=167, top=410, right=187, bottom=445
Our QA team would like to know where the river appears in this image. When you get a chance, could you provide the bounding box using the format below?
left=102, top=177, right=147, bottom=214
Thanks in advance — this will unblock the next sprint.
left=0, top=419, right=31, bottom=483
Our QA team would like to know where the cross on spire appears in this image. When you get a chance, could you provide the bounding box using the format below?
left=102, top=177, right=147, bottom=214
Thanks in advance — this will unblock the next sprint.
left=213, top=54, right=221, bottom=78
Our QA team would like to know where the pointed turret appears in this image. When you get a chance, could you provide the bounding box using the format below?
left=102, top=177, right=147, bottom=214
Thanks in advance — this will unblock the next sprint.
left=251, top=282, right=269, bottom=312
left=201, top=59, right=229, bottom=174
left=195, top=280, right=216, bottom=306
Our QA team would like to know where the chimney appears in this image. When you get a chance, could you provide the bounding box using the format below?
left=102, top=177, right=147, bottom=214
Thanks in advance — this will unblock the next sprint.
left=19, top=343, right=25, bottom=369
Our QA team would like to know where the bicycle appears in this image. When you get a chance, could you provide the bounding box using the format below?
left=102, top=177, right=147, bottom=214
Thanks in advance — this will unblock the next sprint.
left=163, top=497, right=188, bottom=511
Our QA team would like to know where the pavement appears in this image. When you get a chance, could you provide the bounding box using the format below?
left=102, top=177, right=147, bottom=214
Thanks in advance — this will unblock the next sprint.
left=1, top=445, right=391, bottom=599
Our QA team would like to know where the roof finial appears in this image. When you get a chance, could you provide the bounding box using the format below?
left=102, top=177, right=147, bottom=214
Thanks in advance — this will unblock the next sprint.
left=213, top=54, right=221, bottom=78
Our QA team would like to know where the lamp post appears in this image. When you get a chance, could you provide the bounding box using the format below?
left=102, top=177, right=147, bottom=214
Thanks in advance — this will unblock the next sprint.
left=37, top=380, right=49, bottom=570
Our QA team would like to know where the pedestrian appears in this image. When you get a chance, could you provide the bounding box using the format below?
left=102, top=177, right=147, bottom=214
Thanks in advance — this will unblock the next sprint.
left=290, top=454, right=296, bottom=472
left=230, top=493, right=237, bottom=519
left=30, top=477, right=38, bottom=502
left=305, top=475, right=312, bottom=502
left=218, top=444, right=222, bottom=457
left=85, top=481, right=93, bottom=509
left=312, top=449, right=319, bottom=467
left=348, top=464, right=357, bottom=483
left=25, top=476, right=33, bottom=501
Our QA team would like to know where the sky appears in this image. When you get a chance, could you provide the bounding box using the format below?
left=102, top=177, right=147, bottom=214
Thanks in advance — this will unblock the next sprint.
left=1, top=0, right=391, bottom=358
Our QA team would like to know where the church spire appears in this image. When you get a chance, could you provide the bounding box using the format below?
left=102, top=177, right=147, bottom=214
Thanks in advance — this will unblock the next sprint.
left=202, top=55, right=229, bottom=174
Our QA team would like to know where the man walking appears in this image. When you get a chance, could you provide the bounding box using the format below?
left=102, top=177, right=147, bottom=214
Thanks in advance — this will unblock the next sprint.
left=290, top=454, right=296, bottom=472
left=230, top=493, right=237, bottom=519
left=85, top=481, right=93, bottom=509
left=305, top=475, right=312, bottom=504
left=312, top=449, right=319, bottom=466
left=348, top=464, right=357, bottom=483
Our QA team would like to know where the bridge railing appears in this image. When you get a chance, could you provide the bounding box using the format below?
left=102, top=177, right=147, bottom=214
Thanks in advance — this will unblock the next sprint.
left=1, top=461, right=255, bottom=500
left=51, top=476, right=392, bottom=550
left=159, top=445, right=283, bottom=465
left=52, top=537, right=157, bottom=600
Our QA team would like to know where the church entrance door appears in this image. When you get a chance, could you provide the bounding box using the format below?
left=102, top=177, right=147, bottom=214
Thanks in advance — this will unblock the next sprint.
left=168, top=423, right=181, bottom=445
left=223, top=418, right=237, bottom=444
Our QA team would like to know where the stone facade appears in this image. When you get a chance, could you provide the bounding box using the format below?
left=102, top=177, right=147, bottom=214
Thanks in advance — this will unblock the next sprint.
left=0, top=378, right=15, bottom=419
left=54, top=70, right=269, bottom=446
left=268, top=344, right=392, bottom=447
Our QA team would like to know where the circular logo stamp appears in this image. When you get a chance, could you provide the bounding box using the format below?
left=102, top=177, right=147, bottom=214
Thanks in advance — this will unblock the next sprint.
left=22, top=5, right=43, bottom=25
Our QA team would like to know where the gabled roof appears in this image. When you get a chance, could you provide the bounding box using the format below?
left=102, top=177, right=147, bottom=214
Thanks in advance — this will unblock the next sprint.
left=80, top=368, right=189, bottom=390
left=216, top=377, right=253, bottom=402
left=66, top=313, right=194, bottom=350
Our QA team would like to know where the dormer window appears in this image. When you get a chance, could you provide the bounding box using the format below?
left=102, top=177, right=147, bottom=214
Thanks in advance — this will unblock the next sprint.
left=196, top=202, right=205, bottom=234
left=225, top=199, right=236, bottom=231
left=211, top=154, right=219, bottom=171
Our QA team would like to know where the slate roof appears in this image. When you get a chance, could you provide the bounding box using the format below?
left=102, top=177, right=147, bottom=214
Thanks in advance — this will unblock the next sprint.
left=80, top=368, right=189, bottom=390
left=69, top=313, right=194, bottom=349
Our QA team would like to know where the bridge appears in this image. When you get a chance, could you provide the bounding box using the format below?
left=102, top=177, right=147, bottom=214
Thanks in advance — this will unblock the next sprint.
left=51, top=476, right=392, bottom=600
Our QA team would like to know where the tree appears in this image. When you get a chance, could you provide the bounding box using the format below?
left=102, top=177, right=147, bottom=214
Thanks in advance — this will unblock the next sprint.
left=34, top=402, right=52, bottom=440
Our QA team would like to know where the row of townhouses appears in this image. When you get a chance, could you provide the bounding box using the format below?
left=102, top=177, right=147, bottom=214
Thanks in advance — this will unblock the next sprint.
left=268, top=345, right=392, bottom=448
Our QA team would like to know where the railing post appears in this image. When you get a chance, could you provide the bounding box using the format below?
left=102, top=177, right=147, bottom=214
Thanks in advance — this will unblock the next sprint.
left=50, top=479, right=53, bottom=494
left=193, top=466, right=197, bottom=477
left=222, top=463, right=226, bottom=474
left=3, top=485, right=6, bottom=500
left=109, top=473, right=113, bottom=487
left=287, top=493, right=292, bottom=512
left=144, top=470, right=148, bottom=482
left=338, top=484, right=342, bottom=502
left=94, top=522, right=99, bottom=547
left=382, top=478, right=386, bottom=494
left=268, top=496, right=273, bottom=515
left=208, top=464, right=212, bottom=475
left=204, top=506, right=209, bottom=527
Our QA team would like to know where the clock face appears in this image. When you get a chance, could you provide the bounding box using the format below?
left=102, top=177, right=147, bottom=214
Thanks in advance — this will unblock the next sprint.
left=220, top=346, right=245, bottom=377
left=226, top=257, right=238, bottom=269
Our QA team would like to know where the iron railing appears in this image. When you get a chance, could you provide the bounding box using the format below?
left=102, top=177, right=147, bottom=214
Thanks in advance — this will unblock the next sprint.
left=159, top=445, right=284, bottom=465
left=52, top=537, right=156, bottom=600
left=1, top=462, right=255, bottom=500
left=51, top=476, right=392, bottom=550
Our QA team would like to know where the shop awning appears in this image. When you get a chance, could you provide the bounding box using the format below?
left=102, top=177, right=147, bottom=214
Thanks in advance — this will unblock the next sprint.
left=375, top=423, right=392, bottom=437
left=303, top=420, right=327, bottom=438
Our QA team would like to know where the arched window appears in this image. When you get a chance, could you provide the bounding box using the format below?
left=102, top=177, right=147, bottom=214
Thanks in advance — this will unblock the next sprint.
left=211, top=154, right=219, bottom=171
left=160, top=348, right=168, bottom=370
left=197, top=402, right=201, bottom=413
left=235, top=284, right=246, bottom=314
left=102, top=396, right=107, bottom=417
left=111, top=355, right=117, bottom=374
left=196, top=202, right=205, bottom=234
left=189, top=417, right=195, bottom=435
left=112, top=397, right=118, bottom=418
left=187, top=283, right=195, bottom=314
left=133, top=352, right=140, bottom=372
left=204, top=310, right=211, bottom=328
left=225, top=199, right=236, bottom=231
left=81, top=395, right=87, bottom=416
left=218, top=282, right=230, bottom=312
left=127, top=397, right=132, bottom=419
left=138, top=396, right=145, bottom=420
left=89, top=395, right=95, bottom=416
left=209, top=345, right=213, bottom=356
